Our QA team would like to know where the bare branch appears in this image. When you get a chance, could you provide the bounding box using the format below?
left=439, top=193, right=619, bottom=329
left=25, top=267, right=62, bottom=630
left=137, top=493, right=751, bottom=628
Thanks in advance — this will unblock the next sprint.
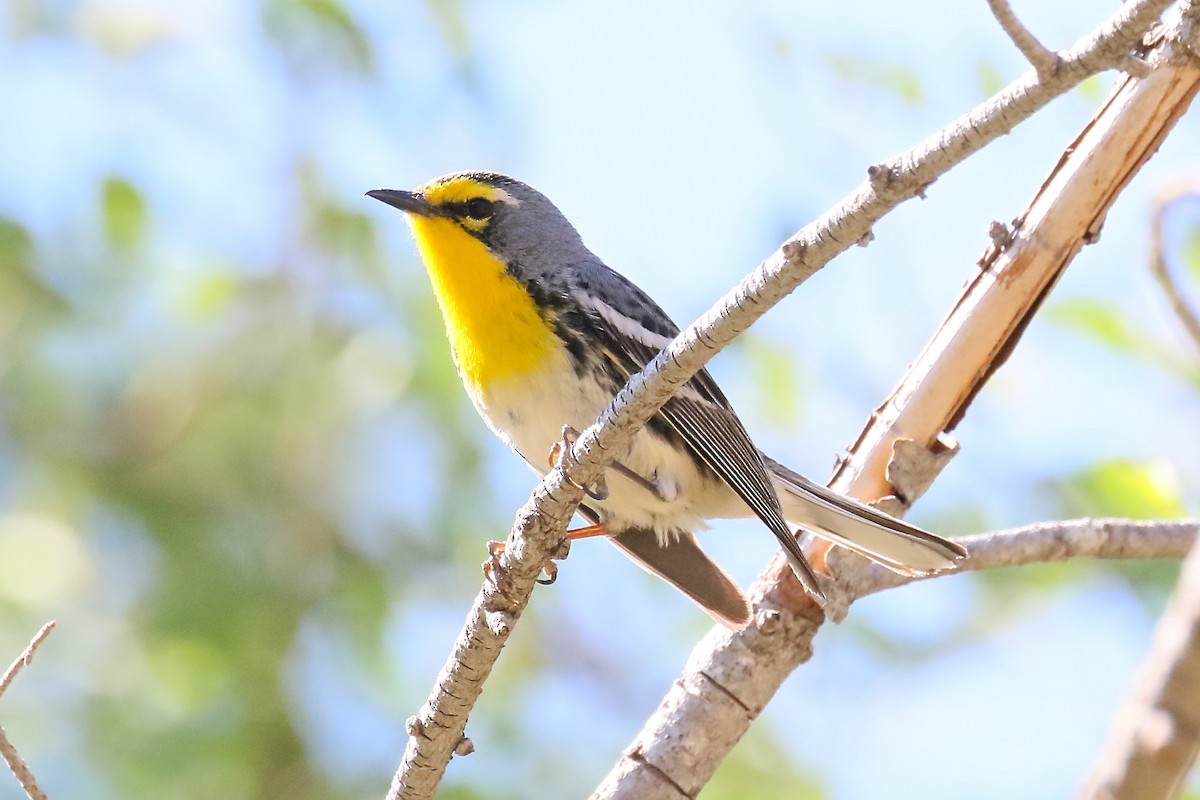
left=843, top=518, right=1199, bottom=598
left=593, top=2, right=1200, bottom=796
left=0, top=621, right=55, bottom=700
left=389, top=0, right=1179, bottom=796
left=988, top=0, right=1061, bottom=75
left=1, top=622, right=56, bottom=800
left=0, top=726, right=48, bottom=800
left=1079, top=532, right=1200, bottom=800
left=1148, top=176, right=1200, bottom=353
left=592, top=520, right=1197, bottom=800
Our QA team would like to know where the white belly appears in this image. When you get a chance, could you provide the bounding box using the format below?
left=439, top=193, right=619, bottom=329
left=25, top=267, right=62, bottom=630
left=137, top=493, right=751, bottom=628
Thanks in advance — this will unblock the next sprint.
left=467, top=360, right=745, bottom=536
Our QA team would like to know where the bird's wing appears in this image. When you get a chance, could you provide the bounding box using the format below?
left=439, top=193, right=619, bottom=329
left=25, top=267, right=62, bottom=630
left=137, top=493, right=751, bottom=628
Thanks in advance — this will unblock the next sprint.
left=572, top=276, right=824, bottom=601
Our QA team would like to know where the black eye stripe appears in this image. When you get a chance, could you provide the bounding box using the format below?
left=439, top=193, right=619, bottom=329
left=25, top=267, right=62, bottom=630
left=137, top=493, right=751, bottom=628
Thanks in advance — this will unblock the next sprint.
left=441, top=198, right=497, bottom=221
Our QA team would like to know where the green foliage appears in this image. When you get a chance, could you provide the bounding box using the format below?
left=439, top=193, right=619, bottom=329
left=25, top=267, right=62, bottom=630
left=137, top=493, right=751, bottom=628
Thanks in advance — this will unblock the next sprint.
left=737, top=334, right=805, bottom=430
left=1184, top=222, right=1200, bottom=284
left=822, top=53, right=924, bottom=106
left=1038, top=459, right=1188, bottom=601
left=1046, top=298, right=1198, bottom=383
left=1046, top=298, right=1149, bottom=353
left=263, top=0, right=374, bottom=75
left=704, top=726, right=824, bottom=799
left=1044, top=458, right=1185, bottom=520
left=102, top=176, right=147, bottom=252
left=1076, top=74, right=1108, bottom=103
left=976, top=59, right=1006, bottom=98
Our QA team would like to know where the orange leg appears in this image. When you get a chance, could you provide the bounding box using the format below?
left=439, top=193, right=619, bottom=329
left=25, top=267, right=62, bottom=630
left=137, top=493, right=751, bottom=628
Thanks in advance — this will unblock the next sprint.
left=564, top=523, right=607, bottom=541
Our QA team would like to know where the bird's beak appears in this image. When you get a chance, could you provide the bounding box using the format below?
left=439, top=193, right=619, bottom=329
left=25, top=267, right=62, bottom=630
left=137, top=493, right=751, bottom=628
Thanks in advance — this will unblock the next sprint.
left=366, top=189, right=443, bottom=217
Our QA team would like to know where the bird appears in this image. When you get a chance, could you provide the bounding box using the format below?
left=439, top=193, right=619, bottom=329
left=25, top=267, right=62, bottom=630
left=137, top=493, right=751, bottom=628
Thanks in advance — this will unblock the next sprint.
left=368, top=171, right=966, bottom=628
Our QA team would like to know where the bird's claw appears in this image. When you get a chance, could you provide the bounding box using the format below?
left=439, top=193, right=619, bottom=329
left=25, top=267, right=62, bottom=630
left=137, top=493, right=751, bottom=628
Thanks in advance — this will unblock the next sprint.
left=484, top=539, right=561, bottom=590
left=549, top=425, right=609, bottom=500
left=483, top=540, right=514, bottom=599
left=536, top=560, right=558, bottom=585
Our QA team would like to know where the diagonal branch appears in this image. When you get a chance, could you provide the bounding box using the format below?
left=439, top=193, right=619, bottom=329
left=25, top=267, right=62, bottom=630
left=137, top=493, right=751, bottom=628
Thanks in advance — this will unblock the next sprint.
left=988, top=0, right=1062, bottom=75
left=1078, top=529, right=1200, bottom=800
left=593, top=2, right=1200, bottom=797
left=1, top=621, right=56, bottom=800
left=1148, top=176, right=1200, bottom=353
left=0, top=622, right=55, bottom=700
left=386, top=0, right=1179, bottom=796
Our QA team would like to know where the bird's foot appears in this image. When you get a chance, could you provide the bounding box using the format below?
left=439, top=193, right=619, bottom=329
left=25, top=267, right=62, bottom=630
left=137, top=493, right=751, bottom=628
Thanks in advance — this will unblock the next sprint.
left=550, top=426, right=671, bottom=503
left=483, top=539, right=566, bottom=588
left=549, top=426, right=609, bottom=501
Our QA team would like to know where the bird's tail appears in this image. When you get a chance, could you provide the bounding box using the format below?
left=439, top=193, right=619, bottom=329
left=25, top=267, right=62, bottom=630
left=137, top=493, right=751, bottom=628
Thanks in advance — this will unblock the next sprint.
left=608, top=528, right=751, bottom=630
left=765, top=457, right=967, bottom=577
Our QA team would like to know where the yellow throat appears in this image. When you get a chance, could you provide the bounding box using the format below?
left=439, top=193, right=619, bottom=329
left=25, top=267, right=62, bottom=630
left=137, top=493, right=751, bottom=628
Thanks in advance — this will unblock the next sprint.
left=405, top=211, right=560, bottom=393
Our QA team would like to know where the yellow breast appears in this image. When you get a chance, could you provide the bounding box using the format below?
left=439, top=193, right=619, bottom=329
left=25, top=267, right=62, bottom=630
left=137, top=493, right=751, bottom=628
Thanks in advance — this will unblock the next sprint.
left=407, top=215, right=563, bottom=393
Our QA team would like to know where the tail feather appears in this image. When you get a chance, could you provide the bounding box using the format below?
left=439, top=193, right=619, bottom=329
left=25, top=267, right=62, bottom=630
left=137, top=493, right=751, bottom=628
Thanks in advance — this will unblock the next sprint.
left=608, top=529, right=751, bottom=629
left=764, top=456, right=967, bottom=576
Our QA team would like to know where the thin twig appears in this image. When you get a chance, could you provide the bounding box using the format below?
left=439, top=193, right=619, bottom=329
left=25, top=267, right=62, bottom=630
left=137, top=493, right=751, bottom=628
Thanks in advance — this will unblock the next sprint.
left=0, top=621, right=56, bottom=700
left=389, top=0, right=1176, bottom=796
left=843, top=518, right=1199, bottom=598
left=1, top=622, right=56, bottom=800
left=1078, top=528, right=1200, bottom=800
left=0, top=725, right=48, bottom=800
left=1148, top=177, right=1200, bottom=354
left=988, top=0, right=1062, bottom=74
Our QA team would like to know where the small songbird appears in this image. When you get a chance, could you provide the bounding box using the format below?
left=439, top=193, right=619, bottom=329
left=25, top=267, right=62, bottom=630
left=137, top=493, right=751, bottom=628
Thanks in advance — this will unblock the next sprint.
left=369, top=171, right=965, bottom=628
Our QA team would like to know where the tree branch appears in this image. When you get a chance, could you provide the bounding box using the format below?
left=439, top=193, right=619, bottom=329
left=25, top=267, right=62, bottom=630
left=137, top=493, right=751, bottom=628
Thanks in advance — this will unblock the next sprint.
left=988, top=0, right=1061, bottom=75
left=844, top=518, right=1199, bottom=598
left=592, top=2, right=1200, bottom=796
left=1148, top=176, right=1200, bottom=354
left=387, top=0, right=1179, bottom=796
left=1079, top=530, right=1200, bottom=800
left=1, top=621, right=55, bottom=800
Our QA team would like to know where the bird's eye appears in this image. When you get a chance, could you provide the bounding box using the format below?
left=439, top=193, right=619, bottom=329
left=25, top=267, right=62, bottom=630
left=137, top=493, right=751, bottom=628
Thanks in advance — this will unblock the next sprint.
left=465, top=198, right=494, bottom=219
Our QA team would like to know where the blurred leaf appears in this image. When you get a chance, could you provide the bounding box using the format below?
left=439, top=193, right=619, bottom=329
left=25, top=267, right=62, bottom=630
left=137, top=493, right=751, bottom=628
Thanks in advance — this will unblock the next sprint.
left=974, top=558, right=1089, bottom=597
left=102, top=176, right=146, bottom=252
left=263, top=0, right=374, bottom=77
left=705, top=726, right=823, bottom=800
left=823, top=53, right=924, bottom=106
left=425, top=0, right=481, bottom=89
left=1076, top=74, right=1107, bottom=103
left=1048, top=297, right=1200, bottom=385
left=79, top=3, right=175, bottom=55
left=1108, top=558, right=1181, bottom=601
left=145, top=636, right=233, bottom=711
left=1184, top=222, right=1200, bottom=284
left=1042, top=458, right=1186, bottom=520
left=976, top=59, right=1006, bottom=98
left=0, top=216, right=33, bottom=269
left=738, top=334, right=803, bottom=428
left=182, top=270, right=239, bottom=320
left=1040, top=459, right=1187, bottom=603
left=315, top=200, right=377, bottom=264
left=1046, top=298, right=1147, bottom=353
left=0, top=217, right=70, bottom=348
left=331, top=550, right=391, bottom=663
left=426, top=0, right=471, bottom=60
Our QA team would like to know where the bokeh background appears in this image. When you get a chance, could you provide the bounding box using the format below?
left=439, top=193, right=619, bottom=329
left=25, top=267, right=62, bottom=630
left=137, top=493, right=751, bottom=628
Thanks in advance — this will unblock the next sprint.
left=1, top=1, right=1198, bottom=798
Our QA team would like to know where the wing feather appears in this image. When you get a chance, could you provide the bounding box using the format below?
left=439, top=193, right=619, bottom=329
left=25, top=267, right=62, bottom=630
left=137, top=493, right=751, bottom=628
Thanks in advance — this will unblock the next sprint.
left=572, top=277, right=824, bottom=600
